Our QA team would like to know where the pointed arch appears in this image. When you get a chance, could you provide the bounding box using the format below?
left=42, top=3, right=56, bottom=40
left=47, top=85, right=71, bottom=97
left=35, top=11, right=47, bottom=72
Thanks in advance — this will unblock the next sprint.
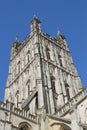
left=50, top=122, right=71, bottom=130
left=65, top=82, right=70, bottom=101
left=27, top=50, right=30, bottom=63
left=51, top=76, right=58, bottom=112
left=51, top=76, right=56, bottom=92
left=58, top=54, right=63, bottom=66
left=26, top=79, right=30, bottom=97
left=15, top=90, right=19, bottom=108
left=46, top=47, right=50, bottom=59
left=19, top=122, right=32, bottom=130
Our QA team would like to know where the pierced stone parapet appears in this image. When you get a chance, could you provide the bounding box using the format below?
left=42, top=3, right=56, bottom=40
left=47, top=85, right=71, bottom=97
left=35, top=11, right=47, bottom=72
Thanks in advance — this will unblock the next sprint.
left=57, top=87, right=87, bottom=116
left=0, top=101, right=38, bottom=123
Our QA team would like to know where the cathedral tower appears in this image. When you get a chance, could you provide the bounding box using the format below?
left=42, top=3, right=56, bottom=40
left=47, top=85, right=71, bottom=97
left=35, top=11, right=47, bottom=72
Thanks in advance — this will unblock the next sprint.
left=0, top=16, right=87, bottom=130
left=4, top=16, right=82, bottom=116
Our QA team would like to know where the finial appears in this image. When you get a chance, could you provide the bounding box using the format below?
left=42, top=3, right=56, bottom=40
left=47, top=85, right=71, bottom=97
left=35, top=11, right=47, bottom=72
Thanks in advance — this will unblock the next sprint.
left=57, top=29, right=65, bottom=39
left=33, top=12, right=37, bottom=18
left=15, top=35, right=19, bottom=42
left=57, top=28, right=61, bottom=36
left=57, top=30, right=60, bottom=35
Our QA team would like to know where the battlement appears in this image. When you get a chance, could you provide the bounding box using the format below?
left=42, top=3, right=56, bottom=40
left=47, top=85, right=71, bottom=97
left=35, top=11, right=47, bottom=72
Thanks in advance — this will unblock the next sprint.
left=0, top=101, right=38, bottom=123
left=57, top=87, right=87, bottom=116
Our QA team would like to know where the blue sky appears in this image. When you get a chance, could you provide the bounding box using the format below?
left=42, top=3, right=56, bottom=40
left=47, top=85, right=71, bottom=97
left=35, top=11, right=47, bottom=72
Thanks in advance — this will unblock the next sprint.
left=0, top=0, right=87, bottom=101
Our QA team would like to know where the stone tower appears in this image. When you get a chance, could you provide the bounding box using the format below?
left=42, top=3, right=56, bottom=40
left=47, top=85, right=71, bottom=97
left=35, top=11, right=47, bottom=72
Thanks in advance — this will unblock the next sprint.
left=5, top=16, right=82, bottom=114
left=0, top=16, right=87, bottom=130
left=5, top=17, right=82, bottom=114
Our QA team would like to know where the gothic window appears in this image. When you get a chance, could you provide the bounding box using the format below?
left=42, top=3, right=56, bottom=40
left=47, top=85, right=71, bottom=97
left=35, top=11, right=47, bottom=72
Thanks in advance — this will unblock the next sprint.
left=19, top=127, right=28, bottom=130
left=58, top=54, right=63, bottom=66
left=51, top=76, right=56, bottom=92
left=15, top=90, right=19, bottom=108
left=65, top=83, right=70, bottom=101
left=51, top=76, right=57, bottom=112
left=26, top=80, right=30, bottom=97
left=46, top=47, right=50, bottom=59
left=53, top=94, right=58, bottom=113
left=35, top=93, right=38, bottom=112
left=19, top=122, right=32, bottom=130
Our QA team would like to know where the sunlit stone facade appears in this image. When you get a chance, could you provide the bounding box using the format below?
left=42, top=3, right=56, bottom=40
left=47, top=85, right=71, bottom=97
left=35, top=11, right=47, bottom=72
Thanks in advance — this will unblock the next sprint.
left=0, top=16, right=87, bottom=130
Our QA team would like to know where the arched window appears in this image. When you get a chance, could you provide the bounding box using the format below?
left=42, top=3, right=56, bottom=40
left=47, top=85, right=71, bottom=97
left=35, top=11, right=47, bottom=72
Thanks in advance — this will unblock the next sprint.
left=35, top=93, right=38, bottom=112
left=46, top=47, right=50, bottom=59
left=58, top=54, right=63, bottom=66
left=51, top=76, right=57, bottom=112
left=50, top=122, right=71, bottom=130
left=15, top=90, right=19, bottom=108
left=51, top=76, right=56, bottom=92
left=19, top=122, right=32, bottom=130
left=26, top=80, right=30, bottom=97
left=19, top=127, right=27, bottom=130
left=65, top=83, right=70, bottom=101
